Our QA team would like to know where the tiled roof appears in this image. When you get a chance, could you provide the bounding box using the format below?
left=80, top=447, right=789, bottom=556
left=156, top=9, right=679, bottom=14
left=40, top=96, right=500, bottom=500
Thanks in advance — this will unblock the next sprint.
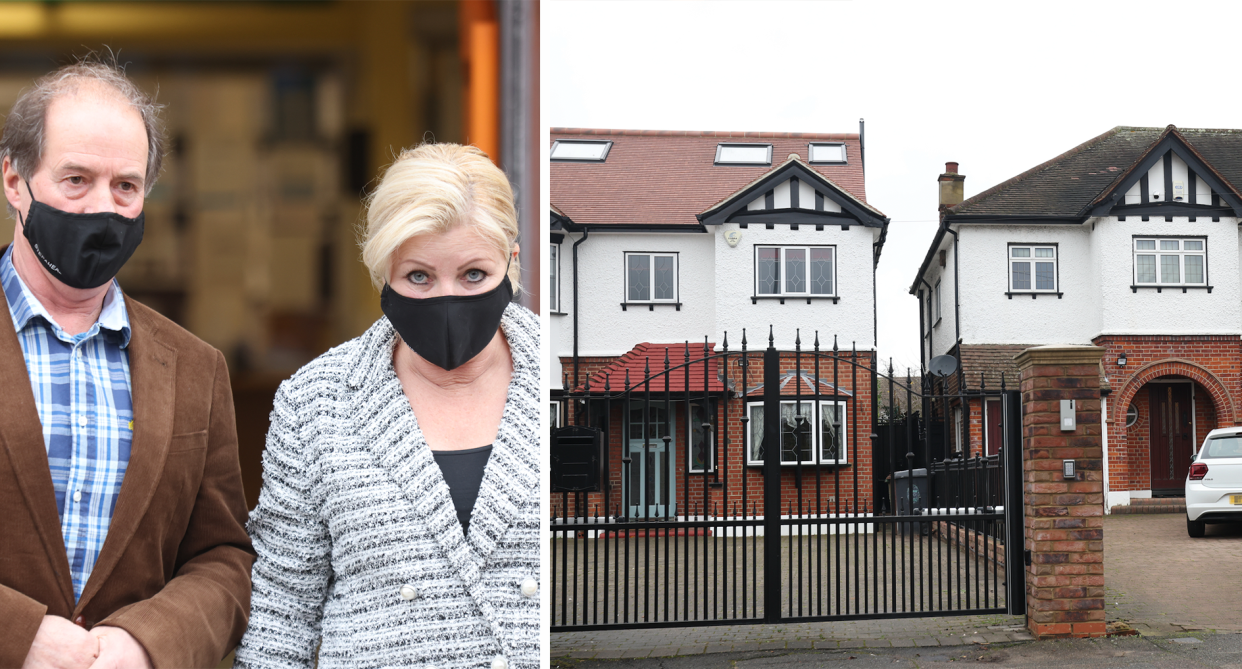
left=957, top=345, right=1029, bottom=392
left=951, top=126, right=1242, bottom=217
left=551, top=128, right=867, bottom=227
left=577, top=342, right=725, bottom=394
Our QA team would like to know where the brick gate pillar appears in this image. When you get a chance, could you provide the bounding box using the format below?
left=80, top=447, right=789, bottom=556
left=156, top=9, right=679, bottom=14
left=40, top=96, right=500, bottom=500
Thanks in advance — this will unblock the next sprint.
left=1014, top=345, right=1107, bottom=639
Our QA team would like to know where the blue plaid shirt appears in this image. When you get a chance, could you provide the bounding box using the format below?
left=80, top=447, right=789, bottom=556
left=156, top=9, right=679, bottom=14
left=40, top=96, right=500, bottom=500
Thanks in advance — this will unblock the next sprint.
left=1, top=246, right=132, bottom=602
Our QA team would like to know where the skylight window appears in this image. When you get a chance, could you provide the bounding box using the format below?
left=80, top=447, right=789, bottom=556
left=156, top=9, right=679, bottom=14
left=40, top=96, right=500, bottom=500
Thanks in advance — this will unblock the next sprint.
left=809, top=143, right=847, bottom=164
left=551, top=140, right=613, bottom=162
left=715, top=143, right=772, bottom=165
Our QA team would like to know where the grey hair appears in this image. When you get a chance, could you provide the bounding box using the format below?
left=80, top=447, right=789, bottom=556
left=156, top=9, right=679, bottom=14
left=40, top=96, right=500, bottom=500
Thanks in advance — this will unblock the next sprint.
left=0, top=56, right=166, bottom=216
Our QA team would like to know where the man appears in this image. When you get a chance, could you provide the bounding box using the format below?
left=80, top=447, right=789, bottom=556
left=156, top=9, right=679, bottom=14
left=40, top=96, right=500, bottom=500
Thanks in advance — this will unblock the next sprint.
left=0, top=60, right=253, bottom=668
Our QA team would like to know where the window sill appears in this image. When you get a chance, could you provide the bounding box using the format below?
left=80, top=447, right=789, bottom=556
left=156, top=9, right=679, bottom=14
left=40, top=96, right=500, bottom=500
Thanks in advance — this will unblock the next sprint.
left=621, top=302, right=682, bottom=311
left=550, top=310, right=568, bottom=316
left=1129, top=284, right=1213, bottom=293
left=746, top=461, right=850, bottom=468
left=750, top=295, right=840, bottom=305
left=1005, top=291, right=1063, bottom=299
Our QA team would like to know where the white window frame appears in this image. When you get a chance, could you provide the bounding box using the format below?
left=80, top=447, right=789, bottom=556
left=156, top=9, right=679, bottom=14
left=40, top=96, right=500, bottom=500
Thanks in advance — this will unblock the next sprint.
left=807, top=142, right=847, bottom=164
left=1008, top=244, right=1058, bottom=293
left=624, top=252, right=678, bottom=304
left=715, top=142, right=772, bottom=165
left=745, top=400, right=848, bottom=466
left=1132, top=237, right=1206, bottom=287
left=754, top=245, right=837, bottom=297
left=550, top=402, right=560, bottom=430
left=549, top=243, right=561, bottom=312
left=550, top=139, right=612, bottom=162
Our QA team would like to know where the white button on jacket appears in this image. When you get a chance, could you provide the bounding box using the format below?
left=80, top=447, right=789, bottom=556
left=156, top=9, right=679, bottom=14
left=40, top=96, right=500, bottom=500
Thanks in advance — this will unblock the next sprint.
left=520, top=577, right=537, bottom=598
left=491, top=655, right=508, bottom=669
left=399, top=584, right=419, bottom=601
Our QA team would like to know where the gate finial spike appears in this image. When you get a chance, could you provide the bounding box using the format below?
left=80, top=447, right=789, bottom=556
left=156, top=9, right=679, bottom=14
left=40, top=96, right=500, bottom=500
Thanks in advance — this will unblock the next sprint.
left=664, top=347, right=671, bottom=372
left=980, top=372, right=986, bottom=391
left=1000, top=372, right=1006, bottom=392
left=604, top=373, right=611, bottom=394
left=888, top=358, right=894, bottom=376
left=742, top=328, right=748, bottom=350
left=768, top=324, right=774, bottom=346
left=624, top=367, right=631, bottom=391
left=814, top=331, right=820, bottom=350
left=833, top=334, right=839, bottom=353
left=795, top=329, right=801, bottom=349
left=722, top=331, right=729, bottom=352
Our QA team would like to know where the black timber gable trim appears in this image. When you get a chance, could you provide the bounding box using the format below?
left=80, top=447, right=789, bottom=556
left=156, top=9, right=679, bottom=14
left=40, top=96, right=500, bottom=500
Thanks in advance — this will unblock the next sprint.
left=1087, top=133, right=1242, bottom=217
left=697, top=160, right=886, bottom=229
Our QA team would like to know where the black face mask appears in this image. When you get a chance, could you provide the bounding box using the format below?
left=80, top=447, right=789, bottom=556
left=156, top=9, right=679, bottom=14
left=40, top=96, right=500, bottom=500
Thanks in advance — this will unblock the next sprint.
left=381, top=270, right=514, bottom=371
left=18, top=181, right=145, bottom=290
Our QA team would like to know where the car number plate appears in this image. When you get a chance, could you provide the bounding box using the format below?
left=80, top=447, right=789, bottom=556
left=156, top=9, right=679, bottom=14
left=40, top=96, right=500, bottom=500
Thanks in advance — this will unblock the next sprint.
left=1232, top=495, right=1242, bottom=505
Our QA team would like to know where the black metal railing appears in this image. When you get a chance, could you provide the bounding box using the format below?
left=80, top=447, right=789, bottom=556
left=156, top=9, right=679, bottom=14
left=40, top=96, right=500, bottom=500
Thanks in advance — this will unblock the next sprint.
left=550, top=327, right=1023, bottom=631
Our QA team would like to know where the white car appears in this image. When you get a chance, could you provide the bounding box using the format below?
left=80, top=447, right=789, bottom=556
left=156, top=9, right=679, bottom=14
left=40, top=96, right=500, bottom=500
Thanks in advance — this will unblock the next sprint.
left=1186, top=426, right=1242, bottom=537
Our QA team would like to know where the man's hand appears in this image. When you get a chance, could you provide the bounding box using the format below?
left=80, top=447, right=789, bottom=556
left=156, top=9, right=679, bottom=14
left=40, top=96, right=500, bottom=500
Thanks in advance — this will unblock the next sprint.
left=21, top=615, right=99, bottom=669
left=87, top=627, right=152, bottom=669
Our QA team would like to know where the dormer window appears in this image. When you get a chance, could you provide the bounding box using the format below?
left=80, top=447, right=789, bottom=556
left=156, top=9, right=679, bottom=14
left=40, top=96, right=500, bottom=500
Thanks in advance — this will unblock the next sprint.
left=551, top=139, right=613, bottom=162
left=808, top=143, right=847, bottom=164
left=715, top=143, right=772, bottom=165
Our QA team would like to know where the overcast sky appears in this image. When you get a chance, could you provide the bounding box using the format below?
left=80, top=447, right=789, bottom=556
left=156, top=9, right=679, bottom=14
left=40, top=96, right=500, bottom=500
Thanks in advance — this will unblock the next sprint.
left=545, top=0, right=1242, bottom=372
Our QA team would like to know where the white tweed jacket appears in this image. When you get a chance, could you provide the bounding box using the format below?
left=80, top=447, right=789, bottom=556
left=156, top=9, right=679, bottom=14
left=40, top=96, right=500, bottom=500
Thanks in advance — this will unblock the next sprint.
left=234, top=303, right=540, bottom=669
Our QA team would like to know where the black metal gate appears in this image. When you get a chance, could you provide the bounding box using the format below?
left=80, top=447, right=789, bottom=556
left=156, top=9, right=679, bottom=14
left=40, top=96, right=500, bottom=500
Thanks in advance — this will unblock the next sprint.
left=550, top=329, right=1025, bottom=631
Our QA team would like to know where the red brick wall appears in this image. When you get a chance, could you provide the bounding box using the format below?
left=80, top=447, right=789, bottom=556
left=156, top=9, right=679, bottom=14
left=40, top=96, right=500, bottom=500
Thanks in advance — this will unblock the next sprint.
left=552, top=350, right=876, bottom=519
left=1017, top=347, right=1106, bottom=639
left=1094, top=335, right=1240, bottom=493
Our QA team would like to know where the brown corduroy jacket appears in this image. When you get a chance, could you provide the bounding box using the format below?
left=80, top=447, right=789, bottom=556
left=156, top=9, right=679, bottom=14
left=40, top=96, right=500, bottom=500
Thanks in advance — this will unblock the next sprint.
left=0, top=286, right=255, bottom=668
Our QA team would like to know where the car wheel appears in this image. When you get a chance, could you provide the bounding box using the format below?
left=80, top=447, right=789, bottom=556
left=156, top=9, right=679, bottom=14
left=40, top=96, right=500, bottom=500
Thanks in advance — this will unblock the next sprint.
left=1187, top=516, right=1206, bottom=538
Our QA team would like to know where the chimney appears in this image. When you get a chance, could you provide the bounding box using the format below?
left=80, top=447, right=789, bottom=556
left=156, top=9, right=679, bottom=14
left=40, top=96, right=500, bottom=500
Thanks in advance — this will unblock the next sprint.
left=939, top=161, right=965, bottom=209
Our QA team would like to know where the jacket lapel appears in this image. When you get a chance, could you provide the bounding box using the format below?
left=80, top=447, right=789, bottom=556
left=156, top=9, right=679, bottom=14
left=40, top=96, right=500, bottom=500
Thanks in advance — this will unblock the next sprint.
left=355, top=321, right=483, bottom=586
left=0, top=291, right=75, bottom=612
left=75, top=301, right=177, bottom=615
left=463, top=305, right=539, bottom=569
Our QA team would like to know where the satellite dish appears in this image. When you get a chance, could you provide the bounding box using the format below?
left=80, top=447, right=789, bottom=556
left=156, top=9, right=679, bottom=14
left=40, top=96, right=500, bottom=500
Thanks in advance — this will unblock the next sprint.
left=928, top=355, right=959, bottom=378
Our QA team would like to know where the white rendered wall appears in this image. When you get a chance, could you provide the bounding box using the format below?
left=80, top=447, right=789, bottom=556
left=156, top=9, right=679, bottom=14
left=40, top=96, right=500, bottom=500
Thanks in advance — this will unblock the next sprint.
left=713, top=223, right=877, bottom=351
left=1094, top=215, right=1240, bottom=335
left=922, top=232, right=958, bottom=359
left=550, top=231, right=716, bottom=362
left=549, top=241, right=564, bottom=382
left=953, top=224, right=1100, bottom=347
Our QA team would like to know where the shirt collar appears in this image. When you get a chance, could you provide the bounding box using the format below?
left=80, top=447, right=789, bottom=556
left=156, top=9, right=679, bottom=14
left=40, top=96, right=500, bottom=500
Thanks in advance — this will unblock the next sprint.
left=1, top=246, right=132, bottom=347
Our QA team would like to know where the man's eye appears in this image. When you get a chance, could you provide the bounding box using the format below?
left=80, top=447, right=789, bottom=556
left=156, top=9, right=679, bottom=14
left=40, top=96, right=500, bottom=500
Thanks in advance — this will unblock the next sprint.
left=119, top=182, right=135, bottom=192
left=465, top=269, right=485, bottom=282
left=67, top=176, right=84, bottom=185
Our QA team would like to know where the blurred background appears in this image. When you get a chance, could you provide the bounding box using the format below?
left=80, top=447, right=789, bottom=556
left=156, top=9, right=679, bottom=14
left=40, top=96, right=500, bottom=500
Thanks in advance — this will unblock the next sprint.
left=0, top=0, right=539, bottom=508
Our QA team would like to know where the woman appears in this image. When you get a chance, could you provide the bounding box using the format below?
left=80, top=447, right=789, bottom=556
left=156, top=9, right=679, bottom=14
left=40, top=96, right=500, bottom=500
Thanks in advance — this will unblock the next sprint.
left=234, top=144, right=539, bottom=669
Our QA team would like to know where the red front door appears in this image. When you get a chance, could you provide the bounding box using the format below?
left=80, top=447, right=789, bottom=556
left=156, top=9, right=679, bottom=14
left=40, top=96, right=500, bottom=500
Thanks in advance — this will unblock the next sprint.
left=1149, top=383, right=1193, bottom=494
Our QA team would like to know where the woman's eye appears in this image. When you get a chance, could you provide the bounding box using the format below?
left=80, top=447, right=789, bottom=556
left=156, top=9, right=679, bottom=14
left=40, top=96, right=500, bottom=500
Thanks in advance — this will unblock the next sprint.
left=408, top=271, right=429, bottom=284
left=465, top=269, right=486, bottom=283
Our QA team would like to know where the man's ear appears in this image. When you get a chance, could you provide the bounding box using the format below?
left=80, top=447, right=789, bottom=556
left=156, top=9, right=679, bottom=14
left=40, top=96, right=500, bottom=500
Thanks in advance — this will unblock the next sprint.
left=2, top=156, right=24, bottom=218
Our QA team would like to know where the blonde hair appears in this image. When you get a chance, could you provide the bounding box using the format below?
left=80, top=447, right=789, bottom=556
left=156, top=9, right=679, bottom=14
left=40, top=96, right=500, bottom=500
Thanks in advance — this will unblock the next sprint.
left=361, top=143, right=519, bottom=292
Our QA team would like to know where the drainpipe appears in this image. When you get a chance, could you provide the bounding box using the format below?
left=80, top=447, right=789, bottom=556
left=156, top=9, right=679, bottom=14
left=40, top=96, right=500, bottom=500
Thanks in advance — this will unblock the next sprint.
left=572, top=227, right=590, bottom=390
left=917, top=287, right=926, bottom=371
left=1102, top=395, right=1110, bottom=513
left=944, top=225, right=961, bottom=350
left=920, top=277, right=935, bottom=368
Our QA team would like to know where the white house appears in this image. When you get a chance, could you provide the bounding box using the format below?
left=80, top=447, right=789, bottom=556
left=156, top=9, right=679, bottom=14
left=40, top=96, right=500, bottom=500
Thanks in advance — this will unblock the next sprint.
left=911, top=125, right=1242, bottom=510
left=549, top=127, right=890, bottom=519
